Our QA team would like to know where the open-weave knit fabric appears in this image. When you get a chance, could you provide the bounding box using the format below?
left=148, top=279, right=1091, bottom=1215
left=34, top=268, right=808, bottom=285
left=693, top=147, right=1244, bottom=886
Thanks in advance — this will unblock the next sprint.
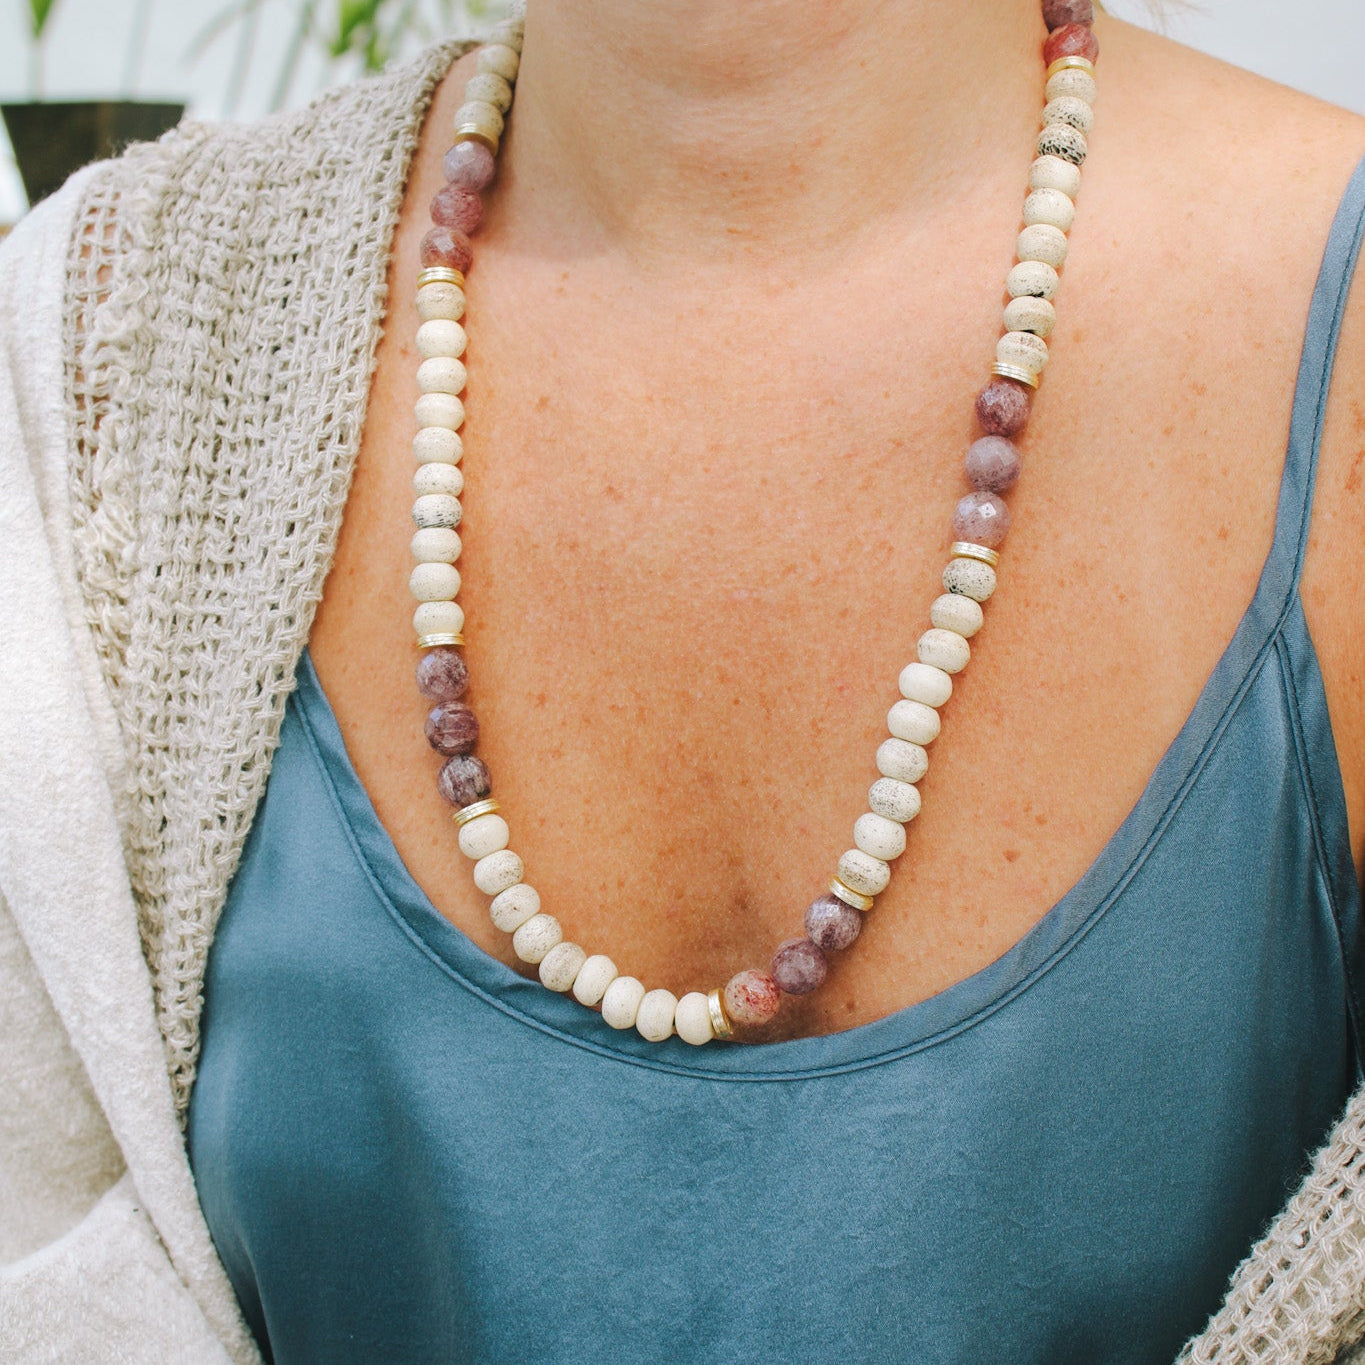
left=48, top=39, right=1365, bottom=1364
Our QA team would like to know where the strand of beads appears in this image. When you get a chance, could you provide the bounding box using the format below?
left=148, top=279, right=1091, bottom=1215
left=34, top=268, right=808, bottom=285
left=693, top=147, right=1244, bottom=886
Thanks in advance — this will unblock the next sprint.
left=409, top=0, right=1099, bottom=1046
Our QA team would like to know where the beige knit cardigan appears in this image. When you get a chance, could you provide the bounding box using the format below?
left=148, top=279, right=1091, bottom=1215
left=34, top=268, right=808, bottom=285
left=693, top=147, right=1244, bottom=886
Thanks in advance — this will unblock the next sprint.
left=2, top=39, right=1365, bottom=1364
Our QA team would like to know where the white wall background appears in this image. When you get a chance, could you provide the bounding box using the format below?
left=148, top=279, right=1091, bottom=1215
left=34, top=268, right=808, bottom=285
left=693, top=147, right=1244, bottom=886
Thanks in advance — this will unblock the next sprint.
left=1, top=0, right=1362, bottom=225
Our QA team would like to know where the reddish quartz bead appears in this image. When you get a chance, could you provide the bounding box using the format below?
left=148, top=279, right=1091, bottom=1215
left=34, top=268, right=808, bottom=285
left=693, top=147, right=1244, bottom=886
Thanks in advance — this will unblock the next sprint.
left=1044, top=22, right=1100, bottom=64
left=964, top=435, right=1021, bottom=494
left=953, top=491, right=1011, bottom=549
left=724, top=970, right=782, bottom=1027
left=1041, top=0, right=1093, bottom=30
left=431, top=185, right=484, bottom=236
left=416, top=646, right=469, bottom=703
left=437, top=753, right=492, bottom=806
left=420, top=226, right=474, bottom=273
left=444, top=139, right=496, bottom=192
left=804, top=893, right=863, bottom=953
left=975, top=377, right=1032, bottom=437
left=425, top=702, right=479, bottom=755
left=771, top=938, right=829, bottom=996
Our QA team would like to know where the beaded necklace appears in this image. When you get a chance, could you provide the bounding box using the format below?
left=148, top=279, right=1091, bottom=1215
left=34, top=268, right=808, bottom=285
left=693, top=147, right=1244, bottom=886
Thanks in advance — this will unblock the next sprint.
left=406, top=0, right=1101, bottom=1044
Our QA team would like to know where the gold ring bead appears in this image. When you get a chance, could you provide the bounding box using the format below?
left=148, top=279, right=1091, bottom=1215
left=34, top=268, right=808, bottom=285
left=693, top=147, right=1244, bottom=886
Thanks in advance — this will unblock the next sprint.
left=1046, top=55, right=1096, bottom=80
left=453, top=798, right=500, bottom=827
left=829, top=878, right=875, bottom=913
left=991, top=361, right=1041, bottom=390
left=707, top=989, right=735, bottom=1041
left=453, top=125, right=498, bottom=154
left=950, top=541, right=1001, bottom=568
left=418, top=632, right=465, bottom=649
left=417, top=266, right=465, bottom=290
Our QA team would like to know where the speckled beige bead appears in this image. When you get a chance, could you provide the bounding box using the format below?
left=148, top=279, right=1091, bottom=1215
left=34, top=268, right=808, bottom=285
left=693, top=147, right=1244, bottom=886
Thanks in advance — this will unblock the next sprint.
left=476, top=42, right=520, bottom=81
left=1006, top=260, right=1059, bottom=300
left=1046, top=68, right=1097, bottom=107
left=888, top=699, right=941, bottom=746
left=930, top=592, right=984, bottom=638
left=488, top=20, right=523, bottom=53
left=416, top=319, right=467, bottom=360
left=855, top=812, right=906, bottom=861
left=490, top=883, right=541, bottom=933
left=411, top=526, right=462, bottom=562
left=837, top=848, right=892, bottom=897
left=876, top=737, right=929, bottom=784
left=899, top=661, right=952, bottom=708
left=417, top=356, right=467, bottom=395
left=869, top=777, right=921, bottom=823
left=539, top=941, right=587, bottom=992
left=1004, top=294, right=1057, bottom=338
left=601, top=975, right=647, bottom=1030
left=413, top=426, right=462, bottom=465
left=474, top=849, right=524, bottom=896
left=1037, top=121, right=1087, bottom=166
left=413, top=600, right=464, bottom=639
left=943, top=558, right=997, bottom=602
left=1017, top=224, right=1069, bottom=270
left=417, top=281, right=465, bottom=322
left=413, top=465, right=464, bottom=501
left=409, top=561, right=460, bottom=603
left=455, top=100, right=505, bottom=143
left=458, top=812, right=509, bottom=859
left=512, top=912, right=562, bottom=965
left=1023, top=188, right=1075, bottom=234
left=412, top=493, right=462, bottom=529
left=414, top=392, right=464, bottom=431
left=1043, top=95, right=1095, bottom=135
left=572, top=954, right=619, bottom=1006
left=1028, top=154, right=1082, bottom=198
left=636, top=989, right=678, bottom=1043
left=997, top=330, right=1050, bottom=379
left=465, top=71, right=513, bottom=112
left=674, top=992, right=715, bottom=1046
left=918, top=627, right=971, bottom=674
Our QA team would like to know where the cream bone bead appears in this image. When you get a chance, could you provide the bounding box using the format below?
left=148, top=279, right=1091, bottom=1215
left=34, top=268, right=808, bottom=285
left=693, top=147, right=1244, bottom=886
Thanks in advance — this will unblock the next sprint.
left=876, top=737, right=929, bottom=784
left=413, top=426, right=463, bottom=465
left=1037, top=121, right=1087, bottom=167
left=512, top=913, right=562, bottom=965
left=457, top=811, right=510, bottom=860
left=1028, top=154, right=1082, bottom=198
left=1003, top=294, right=1057, bottom=339
left=473, top=848, right=524, bottom=896
left=476, top=42, right=520, bottom=81
left=1046, top=68, right=1098, bottom=107
left=601, top=975, right=647, bottom=1030
left=411, top=526, right=462, bottom=563
left=888, top=699, right=941, bottom=746
left=942, top=558, right=997, bottom=602
left=538, top=941, right=587, bottom=993
left=1043, top=95, right=1095, bottom=136
left=930, top=591, right=984, bottom=638
left=416, top=318, right=467, bottom=360
left=415, top=392, right=464, bottom=431
left=918, top=627, right=971, bottom=674
left=899, top=660, right=953, bottom=708
left=488, top=23, right=523, bottom=56
left=455, top=100, right=505, bottom=143
left=490, top=882, right=541, bottom=933
left=838, top=848, right=892, bottom=897
left=636, top=989, right=679, bottom=1043
left=1016, top=224, right=1068, bottom=270
left=417, top=280, right=465, bottom=322
left=417, top=357, right=467, bottom=396
left=855, top=811, right=907, bottom=862
left=1022, top=188, right=1075, bottom=234
left=412, top=493, right=462, bottom=530
left=572, top=954, right=619, bottom=1007
left=997, top=330, right=1050, bottom=380
left=413, top=465, right=464, bottom=501
left=414, top=600, right=464, bottom=639
left=1006, top=260, right=1059, bottom=301
left=465, top=71, right=513, bottom=113
left=409, top=561, right=461, bottom=603
left=869, top=776, right=922, bottom=824
left=674, top=992, right=715, bottom=1046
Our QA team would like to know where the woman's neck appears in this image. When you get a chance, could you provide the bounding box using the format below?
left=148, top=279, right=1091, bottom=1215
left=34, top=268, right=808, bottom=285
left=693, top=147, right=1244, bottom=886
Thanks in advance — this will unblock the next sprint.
left=498, top=0, right=1047, bottom=271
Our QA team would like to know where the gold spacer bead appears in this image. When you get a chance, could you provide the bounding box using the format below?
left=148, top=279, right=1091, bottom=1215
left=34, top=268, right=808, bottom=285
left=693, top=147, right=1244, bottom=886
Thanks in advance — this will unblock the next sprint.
left=829, top=878, right=875, bottom=913
left=453, top=124, right=499, bottom=154
left=707, top=989, right=734, bottom=1041
left=453, top=798, right=500, bottom=828
left=417, top=266, right=465, bottom=290
left=417, top=633, right=465, bottom=649
left=991, top=361, right=1041, bottom=390
left=1046, top=55, right=1097, bottom=81
left=950, top=541, right=1001, bottom=568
